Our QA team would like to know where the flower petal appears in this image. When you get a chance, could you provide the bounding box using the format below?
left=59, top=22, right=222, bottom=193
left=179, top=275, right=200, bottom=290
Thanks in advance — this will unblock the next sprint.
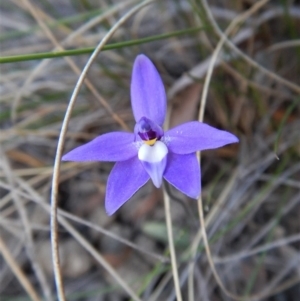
left=62, top=132, right=137, bottom=162
left=138, top=141, right=168, bottom=188
left=131, top=54, right=166, bottom=126
left=163, top=153, right=200, bottom=199
left=165, top=122, right=239, bottom=154
left=105, top=157, right=150, bottom=215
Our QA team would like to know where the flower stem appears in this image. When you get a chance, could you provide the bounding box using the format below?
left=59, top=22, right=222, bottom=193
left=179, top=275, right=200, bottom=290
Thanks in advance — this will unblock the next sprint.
left=163, top=185, right=183, bottom=301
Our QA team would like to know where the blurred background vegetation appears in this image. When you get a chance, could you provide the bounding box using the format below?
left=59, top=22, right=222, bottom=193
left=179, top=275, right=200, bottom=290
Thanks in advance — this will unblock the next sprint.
left=0, top=0, right=299, bottom=300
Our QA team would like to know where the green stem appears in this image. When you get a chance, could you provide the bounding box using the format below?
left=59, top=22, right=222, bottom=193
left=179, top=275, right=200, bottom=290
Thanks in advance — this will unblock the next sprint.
left=0, top=27, right=203, bottom=64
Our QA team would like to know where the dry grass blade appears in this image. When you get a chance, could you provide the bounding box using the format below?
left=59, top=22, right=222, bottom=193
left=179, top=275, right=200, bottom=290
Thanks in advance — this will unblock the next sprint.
left=0, top=176, right=168, bottom=263
left=198, top=0, right=271, bottom=121
left=0, top=147, right=52, bottom=301
left=188, top=168, right=239, bottom=301
left=11, top=0, right=136, bottom=127
left=214, top=233, right=300, bottom=264
left=57, top=216, right=143, bottom=301
left=0, top=236, right=42, bottom=301
left=20, top=0, right=129, bottom=130
left=191, top=1, right=271, bottom=300
left=201, top=0, right=300, bottom=95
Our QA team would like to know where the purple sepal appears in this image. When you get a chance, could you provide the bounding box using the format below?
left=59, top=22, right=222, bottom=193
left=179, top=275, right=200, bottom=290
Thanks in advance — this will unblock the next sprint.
left=131, top=54, right=166, bottom=126
left=62, top=132, right=137, bottom=162
left=165, top=121, right=239, bottom=154
left=105, top=157, right=150, bottom=215
left=164, top=153, right=200, bottom=199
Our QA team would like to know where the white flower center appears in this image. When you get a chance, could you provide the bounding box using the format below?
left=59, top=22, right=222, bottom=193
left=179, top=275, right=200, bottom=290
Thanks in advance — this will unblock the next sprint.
left=138, top=141, right=168, bottom=163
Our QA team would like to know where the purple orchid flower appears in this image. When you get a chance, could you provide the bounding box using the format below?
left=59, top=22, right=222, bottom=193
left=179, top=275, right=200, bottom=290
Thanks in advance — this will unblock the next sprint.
left=62, top=54, right=238, bottom=215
